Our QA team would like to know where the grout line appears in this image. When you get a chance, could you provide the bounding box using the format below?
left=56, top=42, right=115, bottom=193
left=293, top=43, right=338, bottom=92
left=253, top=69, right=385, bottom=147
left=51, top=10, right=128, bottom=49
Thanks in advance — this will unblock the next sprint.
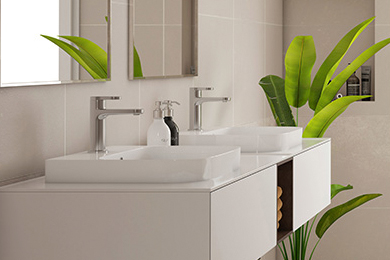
left=232, top=0, right=235, bottom=126
left=134, top=24, right=182, bottom=26
left=162, top=0, right=166, bottom=76
left=263, top=0, right=267, bottom=125
left=79, top=24, right=107, bottom=27
left=138, top=80, right=141, bottom=145
left=64, top=84, right=67, bottom=155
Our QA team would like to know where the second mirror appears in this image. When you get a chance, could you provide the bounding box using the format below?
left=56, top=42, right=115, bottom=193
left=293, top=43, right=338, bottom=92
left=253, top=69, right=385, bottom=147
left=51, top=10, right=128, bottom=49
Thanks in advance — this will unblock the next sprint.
left=129, top=0, right=198, bottom=79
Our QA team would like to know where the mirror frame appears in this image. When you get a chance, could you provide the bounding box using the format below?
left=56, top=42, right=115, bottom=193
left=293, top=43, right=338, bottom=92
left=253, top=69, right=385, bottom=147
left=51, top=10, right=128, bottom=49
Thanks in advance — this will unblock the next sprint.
left=0, top=0, right=111, bottom=88
left=128, top=0, right=198, bottom=80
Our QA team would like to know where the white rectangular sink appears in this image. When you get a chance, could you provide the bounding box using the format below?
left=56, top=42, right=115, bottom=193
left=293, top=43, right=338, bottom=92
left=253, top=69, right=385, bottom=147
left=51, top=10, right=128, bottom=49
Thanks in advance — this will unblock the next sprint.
left=181, top=126, right=302, bottom=153
left=45, top=146, right=240, bottom=183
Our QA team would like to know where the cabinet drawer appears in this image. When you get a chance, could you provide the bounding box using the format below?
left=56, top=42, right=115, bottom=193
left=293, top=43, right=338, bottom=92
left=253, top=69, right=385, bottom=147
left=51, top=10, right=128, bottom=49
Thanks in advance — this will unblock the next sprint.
left=211, top=166, right=277, bottom=260
left=293, top=142, right=331, bottom=230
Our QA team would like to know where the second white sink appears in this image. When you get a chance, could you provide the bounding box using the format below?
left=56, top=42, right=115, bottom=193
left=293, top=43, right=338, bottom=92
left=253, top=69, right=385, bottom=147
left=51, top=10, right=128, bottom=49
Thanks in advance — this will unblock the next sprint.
left=45, top=146, right=240, bottom=183
left=181, top=126, right=302, bottom=153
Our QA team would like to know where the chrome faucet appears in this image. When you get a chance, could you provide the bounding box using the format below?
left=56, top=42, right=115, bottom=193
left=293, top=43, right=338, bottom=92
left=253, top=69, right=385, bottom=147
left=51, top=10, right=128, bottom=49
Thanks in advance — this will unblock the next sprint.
left=189, top=87, right=231, bottom=131
left=90, top=96, right=144, bottom=153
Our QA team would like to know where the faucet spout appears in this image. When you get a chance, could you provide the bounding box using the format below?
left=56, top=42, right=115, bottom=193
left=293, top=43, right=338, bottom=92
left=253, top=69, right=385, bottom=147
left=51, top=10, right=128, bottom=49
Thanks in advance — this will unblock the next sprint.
left=90, top=96, right=143, bottom=153
left=189, top=87, right=231, bottom=131
left=97, top=109, right=144, bottom=120
left=195, top=97, right=231, bottom=106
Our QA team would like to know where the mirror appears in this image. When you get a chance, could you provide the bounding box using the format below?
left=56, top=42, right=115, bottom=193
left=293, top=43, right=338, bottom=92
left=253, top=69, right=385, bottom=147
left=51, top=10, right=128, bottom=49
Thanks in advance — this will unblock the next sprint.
left=0, top=0, right=110, bottom=87
left=129, top=0, right=198, bottom=80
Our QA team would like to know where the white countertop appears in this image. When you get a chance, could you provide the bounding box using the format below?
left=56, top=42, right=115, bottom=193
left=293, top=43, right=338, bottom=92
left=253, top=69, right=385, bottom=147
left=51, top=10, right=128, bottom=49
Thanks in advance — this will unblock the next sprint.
left=0, top=138, right=330, bottom=193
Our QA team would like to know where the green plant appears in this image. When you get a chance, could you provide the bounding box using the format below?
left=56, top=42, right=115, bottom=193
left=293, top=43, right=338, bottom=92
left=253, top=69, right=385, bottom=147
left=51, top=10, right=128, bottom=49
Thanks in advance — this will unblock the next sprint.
left=41, top=35, right=108, bottom=79
left=258, top=16, right=385, bottom=259
left=133, top=45, right=144, bottom=78
left=278, top=185, right=381, bottom=260
left=41, top=36, right=143, bottom=79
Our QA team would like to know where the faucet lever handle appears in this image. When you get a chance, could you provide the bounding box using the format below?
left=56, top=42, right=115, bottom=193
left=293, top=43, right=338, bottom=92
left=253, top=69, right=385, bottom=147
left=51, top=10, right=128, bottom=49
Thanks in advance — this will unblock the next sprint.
left=93, top=96, right=121, bottom=101
left=191, top=87, right=214, bottom=91
left=91, top=96, right=121, bottom=109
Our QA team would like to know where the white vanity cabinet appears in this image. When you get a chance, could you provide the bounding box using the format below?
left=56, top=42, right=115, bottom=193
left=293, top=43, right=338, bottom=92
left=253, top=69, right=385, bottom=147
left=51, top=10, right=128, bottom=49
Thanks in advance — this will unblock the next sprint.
left=0, top=167, right=277, bottom=260
left=293, top=141, right=331, bottom=230
left=211, top=166, right=277, bottom=260
left=0, top=139, right=331, bottom=260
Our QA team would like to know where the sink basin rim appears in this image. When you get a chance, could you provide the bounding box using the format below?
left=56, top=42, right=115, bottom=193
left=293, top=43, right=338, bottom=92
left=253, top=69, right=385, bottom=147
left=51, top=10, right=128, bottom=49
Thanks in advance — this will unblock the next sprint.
left=45, top=145, right=241, bottom=184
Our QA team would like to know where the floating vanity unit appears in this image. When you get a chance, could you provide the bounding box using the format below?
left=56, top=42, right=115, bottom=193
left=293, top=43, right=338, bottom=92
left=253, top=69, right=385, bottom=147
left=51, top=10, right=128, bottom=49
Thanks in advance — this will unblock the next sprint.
left=0, top=138, right=330, bottom=260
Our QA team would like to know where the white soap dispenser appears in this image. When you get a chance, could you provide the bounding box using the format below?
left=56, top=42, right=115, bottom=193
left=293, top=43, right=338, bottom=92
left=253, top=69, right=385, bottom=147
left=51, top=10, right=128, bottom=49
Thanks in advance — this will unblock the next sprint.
left=147, top=101, right=171, bottom=146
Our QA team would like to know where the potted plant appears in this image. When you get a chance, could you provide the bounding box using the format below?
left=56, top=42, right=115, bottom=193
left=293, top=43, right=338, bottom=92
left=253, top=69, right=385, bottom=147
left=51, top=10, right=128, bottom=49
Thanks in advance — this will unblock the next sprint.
left=258, top=16, right=385, bottom=260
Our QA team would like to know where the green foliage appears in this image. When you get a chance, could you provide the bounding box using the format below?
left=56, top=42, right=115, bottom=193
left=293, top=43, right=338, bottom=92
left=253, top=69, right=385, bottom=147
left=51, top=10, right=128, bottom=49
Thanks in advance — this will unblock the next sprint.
left=134, top=45, right=144, bottom=78
left=331, top=184, right=353, bottom=199
left=315, top=38, right=390, bottom=114
left=309, top=17, right=375, bottom=111
left=60, top=35, right=108, bottom=75
left=316, top=193, right=382, bottom=239
left=302, top=95, right=370, bottom=138
left=259, top=75, right=296, bottom=126
left=41, top=35, right=107, bottom=79
left=41, top=35, right=144, bottom=79
left=259, top=17, right=387, bottom=260
left=285, top=36, right=316, bottom=108
left=278, top=185, right=382, bottom=260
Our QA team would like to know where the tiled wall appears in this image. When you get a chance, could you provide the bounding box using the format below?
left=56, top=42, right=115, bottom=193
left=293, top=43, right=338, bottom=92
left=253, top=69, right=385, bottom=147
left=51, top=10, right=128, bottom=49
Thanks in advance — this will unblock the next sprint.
left=0, top=0, right=281, bottom=189
left=282, top=0, right=390, bottom=259
left=134, top=0, right=188, bottom=77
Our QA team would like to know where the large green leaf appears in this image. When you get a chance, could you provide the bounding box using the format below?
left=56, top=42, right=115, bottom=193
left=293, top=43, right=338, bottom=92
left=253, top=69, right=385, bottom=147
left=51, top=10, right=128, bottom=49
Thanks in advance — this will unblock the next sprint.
left=59, top=35, right=107, bottom=75
left=315, top=38, right=390, bottom=114
left=331, top=184, right=353, bottom=199
left=285, top=36, right=316, bottom=108
left=316, top=193, right=382, bottom=238
left=303, top=95, right=369, bottom=138
left=259, top=75, right=296, bottom=126
left=309, top=17, right=375, bottom=111
left=134, top=45, right=143, bottom=78
left=41, top=35, right=106, bottom=79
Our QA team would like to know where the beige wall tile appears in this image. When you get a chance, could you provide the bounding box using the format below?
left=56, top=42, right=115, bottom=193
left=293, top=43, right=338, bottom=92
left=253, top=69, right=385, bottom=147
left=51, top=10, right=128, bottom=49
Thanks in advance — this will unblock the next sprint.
left=164, top=26, right=182, bottom=76
left=80, top=0, right=108, bottom=25
left=375, top=0, right=390, bottom=25
left=0, top=86, right=65, bottom=182
left=134, top=0, right=163, bottom=24
left=234, top=0, right=265, bottom=23
left=165, top=0, right=182, bottom=25
left=265, top=24, right=283, bottom=76
left=234, top=20, right=265, bottom=126
left=134, top=25, right=164, bottom=77
left=198, top=0, right=234, bottom=18
left=265, top=0, right=283, bottom=25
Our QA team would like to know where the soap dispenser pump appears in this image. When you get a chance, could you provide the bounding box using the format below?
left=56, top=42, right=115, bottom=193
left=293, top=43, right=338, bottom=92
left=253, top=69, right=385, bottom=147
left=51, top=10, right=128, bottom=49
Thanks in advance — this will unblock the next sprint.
left=162, top=100, right=180, bottom=145
left=147, top=101, right=171, bottom=146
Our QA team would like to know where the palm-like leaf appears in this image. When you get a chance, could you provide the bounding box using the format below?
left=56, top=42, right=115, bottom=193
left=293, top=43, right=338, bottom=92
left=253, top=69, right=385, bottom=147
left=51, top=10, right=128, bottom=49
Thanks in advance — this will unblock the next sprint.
left=285, top=36, right=316, bottom=108
left=134, top=45, right=143, bottom=78
left=59, top=35, right=107, bottom=74
left=309, top=17, right=375, bottom=111
left=331, top=184, right=353, bottom=199
left=259, top=75, right=296, bottom=126
left=41, top=34, right=106, bottom=79
left=316, top=193, right=382, bottom=238
left=303, top=95, right=369, bottom=138
left=315, top=38, right=390, bottom=114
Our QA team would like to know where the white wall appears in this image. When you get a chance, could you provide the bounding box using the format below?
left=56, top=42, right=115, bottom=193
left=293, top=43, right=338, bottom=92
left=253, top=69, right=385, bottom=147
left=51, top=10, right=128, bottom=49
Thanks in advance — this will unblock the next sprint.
left=0, top=0, right=282, bottom=186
